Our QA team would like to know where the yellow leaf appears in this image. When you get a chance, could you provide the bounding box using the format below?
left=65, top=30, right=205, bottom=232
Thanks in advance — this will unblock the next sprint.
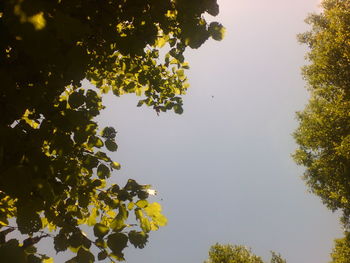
left=87, top=207, right=98, bottom=226
left=111, top=162, right=121, bottom=170
left=28, top=12, right=46, bottom=30
left=14, top=3, right=46, bottom=31
left=155, top=35, right=169, bottom=48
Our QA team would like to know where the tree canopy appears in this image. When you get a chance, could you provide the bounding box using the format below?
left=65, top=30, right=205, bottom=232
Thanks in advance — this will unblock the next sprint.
left=0, top=0, right=224, bottom=262
left=293, top=0, right=350, bottom=227
left=203, top=243, right=286, bottom=263
left=329, top=232, right=350, bottom=263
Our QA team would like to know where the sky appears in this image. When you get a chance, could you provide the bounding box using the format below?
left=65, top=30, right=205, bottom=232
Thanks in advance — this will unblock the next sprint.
left=98, top=0, right=343, bottom=262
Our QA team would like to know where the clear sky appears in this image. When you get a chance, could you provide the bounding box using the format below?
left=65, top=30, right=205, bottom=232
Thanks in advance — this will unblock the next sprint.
left=99, top=1, right=342, bottom=262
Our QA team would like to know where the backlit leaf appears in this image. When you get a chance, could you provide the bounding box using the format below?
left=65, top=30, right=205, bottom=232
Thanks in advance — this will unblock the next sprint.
left=93, top=223, right=109, bottom=239
left=107, top=233, right=128, bottom=254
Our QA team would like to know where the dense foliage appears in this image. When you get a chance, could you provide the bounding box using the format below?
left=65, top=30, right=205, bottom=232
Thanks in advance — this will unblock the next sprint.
left=203, top=243, right=286, bottom=263
left=0, top=0, right=224, bottom=262
left=293, top=0, right=350, bottom=226
left=329, top=232, right=350, bottom=263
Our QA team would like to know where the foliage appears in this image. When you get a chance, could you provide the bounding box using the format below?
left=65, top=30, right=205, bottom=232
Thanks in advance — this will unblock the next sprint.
left=204, top=243, right=286, bottom=263
left=330, top=232, right=350, bottom=263
left=293, top=0, right=350, bottom=226
left=0, top=0, right=224, bottom=262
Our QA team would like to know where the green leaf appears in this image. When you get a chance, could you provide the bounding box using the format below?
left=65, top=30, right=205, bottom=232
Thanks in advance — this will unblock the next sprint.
left=27, top=254, right=42, bottom=263
left=105, top=139, right=118, bottom=152
left=93, top=223, right=109, bottom=239
left=88, top=136, right=104, bottom=148
left=208, top=22, right=226, bottom=41
left=77, top=247, right=94, bottom=263
left=107, top=233, right=128, bottom=254
left=101, top=127, right=117, bottom=139
left=16, top=207, right=42, bottom=234
left=135, top=209, right=151, bottom=233
left=0, top=239, right=27, bottom=263
left=173, top=104, right=183, bottom=114
left=97, top=164, right=110, bottom=179
left=128, top=230, right=149, bottom=249
left=68, top=232, right=83, bottom=248
left=94, top=238, right=106, bottom=248
left=54, top=233, right=69, bottom=252
left=81, top=234, right=92, bottom=249
left=65, top=257, right=78, bottom=263
left=97, top=250, right=108, bottom=261
left=78, top=193, right=90, bottom=208
left=111, top=204, right=128, bottom=231
left=68, top=91, right=85, bottom=109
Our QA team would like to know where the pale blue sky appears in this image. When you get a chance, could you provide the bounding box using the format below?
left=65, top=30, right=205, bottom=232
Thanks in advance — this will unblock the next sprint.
left=99, top=1, right=342, bottom=262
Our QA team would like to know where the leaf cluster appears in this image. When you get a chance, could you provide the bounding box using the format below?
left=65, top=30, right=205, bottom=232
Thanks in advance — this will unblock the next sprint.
left=0, top=0, right=223, bottom=262
left=330, top=232, right=350, bottom=263
left=204, top=243, right=286, bottom=263
left=293, top=0, right=350, bottom=226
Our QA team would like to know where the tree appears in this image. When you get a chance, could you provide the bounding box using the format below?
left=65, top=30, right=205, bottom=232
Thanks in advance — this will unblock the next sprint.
left=330, top=232, right=350, bottom=263
left=0, top=0, right=224, bottom=262
left=293, top=0, right=350, bottom=227
left=203, top=243, right=286, bottom=263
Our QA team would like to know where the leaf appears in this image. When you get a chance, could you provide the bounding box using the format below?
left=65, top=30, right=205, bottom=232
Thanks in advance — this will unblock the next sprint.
left=111, top=204, right=128, bottom=231
left=111, top=162, right=121, bottom=170
left=128, top=231, right=149, bottom=249
left=78, top=193, right=90, bottom=208
left=127, top=202, right=135, bottom=210
left=88, top=136, right=104, bottom=148
left=28, top=12, right=46, bottom=30
left=101, top=127, right=116, bottom=139
left=153, top=213, right=168, bottom=227
left=107, top=233, right=128, bottom=254
left=144, top=202, right=167, bottom=227
left=137, top=100, right=144, bottom=107
left=54, top=233, right=69, bottom=252
left=27, top=254, right=42, bottom=263
left=93, top=223, right=109, bottom=239
left=43, top=258, right=54, bottom=263
left=105, top=139, right=118, bottom=152
left=68, top=91, right=85, bottom=109
left=68, top=232, right=83, bottom=249
left=173, top=104, right=183, bottom=114
left=76, top=247, right=94, bottom=263
left=16, top=207, right=42, bottom=234
left=97, top=250, right=108, bottom=261
left=136, top=200, right=148, bottom=208
left=0, top=239, right=26, bottom=263
left=97, top=164, right=110, bottom=179
left=208, top=22, right=226, bottom=41
left=94, top=238, right=106, bottom=249
left=181, top=62, right=190, bottom=69
left=176, top=69, right=186, bottom=81
left=135, top=209, right=151, bottom=233
left=87, top=207, right=98, bottom=226
left=140, top=217, right=151, bottom=233
left=144, top=203, right=162, bottom=218
left=155, top=35, right=169, bottom=48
